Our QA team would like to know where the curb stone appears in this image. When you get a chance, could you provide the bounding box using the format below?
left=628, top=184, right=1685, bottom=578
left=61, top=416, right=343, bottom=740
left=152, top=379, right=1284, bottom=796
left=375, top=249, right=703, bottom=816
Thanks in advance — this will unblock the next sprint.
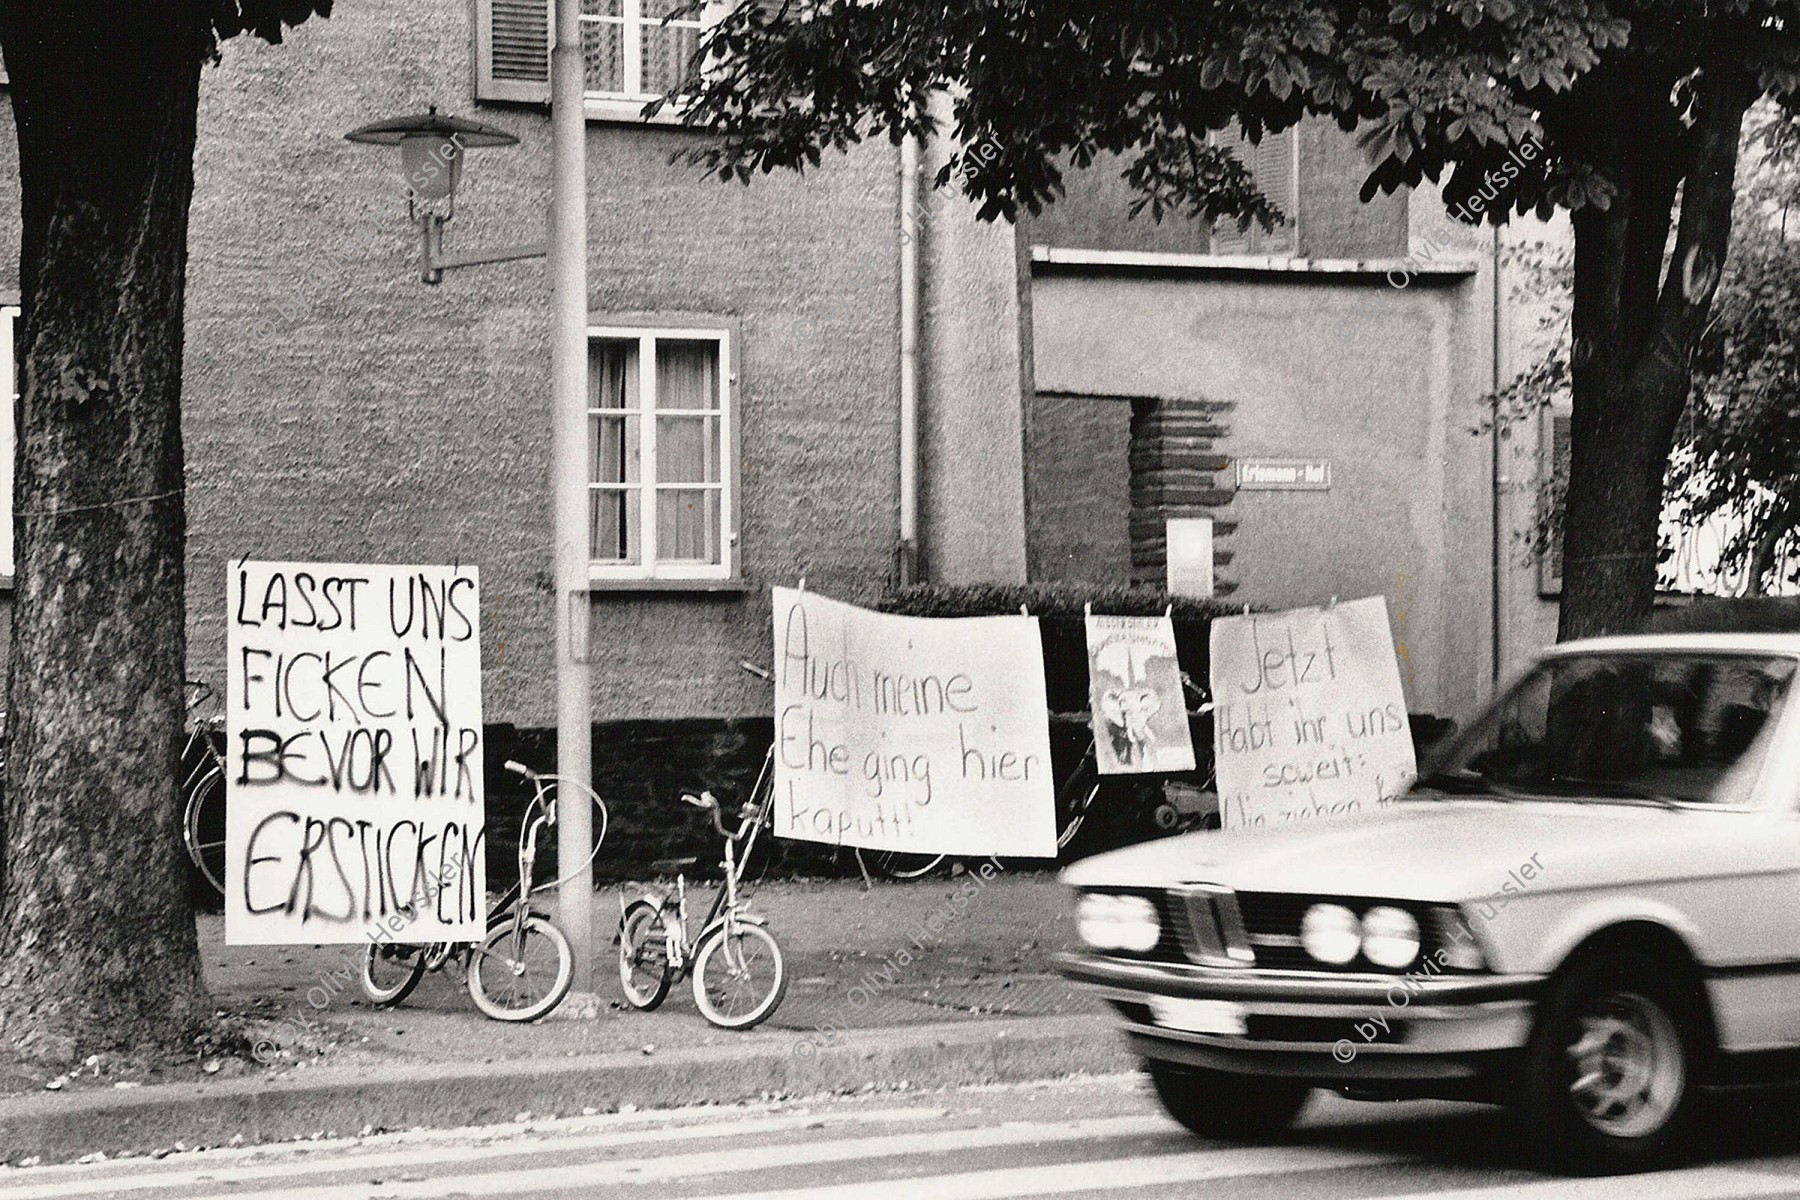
left=0, top=1014, right=1130, bottom=1165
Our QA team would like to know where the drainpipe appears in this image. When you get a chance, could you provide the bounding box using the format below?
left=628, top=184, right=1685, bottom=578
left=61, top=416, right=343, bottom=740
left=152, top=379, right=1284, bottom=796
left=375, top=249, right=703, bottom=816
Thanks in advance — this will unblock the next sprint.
left=897, top=135, right=922, bottom=586
left=1489, top=224, right=1506, bottom=685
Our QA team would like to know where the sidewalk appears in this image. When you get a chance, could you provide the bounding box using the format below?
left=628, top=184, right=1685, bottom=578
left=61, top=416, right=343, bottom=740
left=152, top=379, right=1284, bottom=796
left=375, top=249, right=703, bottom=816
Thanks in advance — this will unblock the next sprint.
left=0, top=871, right=1131, bottom=1165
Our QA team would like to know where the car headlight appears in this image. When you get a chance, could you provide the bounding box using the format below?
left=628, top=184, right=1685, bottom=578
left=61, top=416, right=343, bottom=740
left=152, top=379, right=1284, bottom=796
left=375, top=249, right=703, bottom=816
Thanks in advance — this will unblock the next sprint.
left=1300, top=903, right=1361, bottom=964
left=1361, top=905, right=1421, bottom=968
left=1077, top=893, right=1161, bottom=953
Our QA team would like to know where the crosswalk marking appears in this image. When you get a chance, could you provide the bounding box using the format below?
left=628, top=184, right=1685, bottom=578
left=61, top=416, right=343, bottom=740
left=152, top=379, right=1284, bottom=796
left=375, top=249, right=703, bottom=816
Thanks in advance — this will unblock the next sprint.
left=0, top=1106, right=947, bottom=1200
left=171, top=1115, right=1183, bottom=1200
left=1369, top=1167, right=1800, bottom=1200
left=681, top=1144, right=1404, bottom=1200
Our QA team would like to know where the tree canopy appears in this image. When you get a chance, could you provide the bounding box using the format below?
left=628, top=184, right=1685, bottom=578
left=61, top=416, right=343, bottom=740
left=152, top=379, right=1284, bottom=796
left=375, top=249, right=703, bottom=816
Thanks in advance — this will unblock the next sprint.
left=672, top=0, right=1800, bottom=638
left=1508, top=108, right=1800, bottom=595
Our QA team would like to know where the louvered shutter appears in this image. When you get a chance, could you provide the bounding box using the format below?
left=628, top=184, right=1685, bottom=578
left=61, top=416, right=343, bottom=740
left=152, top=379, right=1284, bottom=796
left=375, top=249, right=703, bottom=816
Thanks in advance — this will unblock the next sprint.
left=477, top=0, right=551, bottom=104
left=1210, top=126, right=1252, bottom=255
left=1253, top=130, right=1296, bottom=253
left=1209, top=126, right=1297, bottom=255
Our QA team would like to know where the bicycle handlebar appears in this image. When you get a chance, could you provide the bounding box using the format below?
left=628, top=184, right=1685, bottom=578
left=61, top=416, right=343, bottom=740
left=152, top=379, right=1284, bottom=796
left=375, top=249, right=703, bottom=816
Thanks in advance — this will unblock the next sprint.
left=504, top=760, right=532, bottom=778
left=680, top=790, right=732, bottom=837
left=739, top=661, right=772, bottom=681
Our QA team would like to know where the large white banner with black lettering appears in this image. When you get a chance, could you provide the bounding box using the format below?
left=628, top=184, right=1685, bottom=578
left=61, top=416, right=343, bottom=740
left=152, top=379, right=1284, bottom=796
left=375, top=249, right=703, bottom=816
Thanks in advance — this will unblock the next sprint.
left=226, top=561, right=485, bottom=945
left=772, top=587, right=1056, bottom=857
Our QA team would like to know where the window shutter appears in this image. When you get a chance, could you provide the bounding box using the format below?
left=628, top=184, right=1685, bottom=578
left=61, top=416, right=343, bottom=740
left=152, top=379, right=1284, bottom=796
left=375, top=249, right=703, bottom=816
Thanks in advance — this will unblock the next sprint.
left=1209, top=126, right=1297, bottom=255
left=1210, top=127, right=1252, bottom=255
left=1253, top=130, right=1297, bottom=253
left=477, top=0, right=551, bottom=104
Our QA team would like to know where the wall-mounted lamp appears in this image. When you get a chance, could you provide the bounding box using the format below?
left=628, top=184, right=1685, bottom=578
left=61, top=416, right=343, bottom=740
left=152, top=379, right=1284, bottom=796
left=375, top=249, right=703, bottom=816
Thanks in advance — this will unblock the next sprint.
left=345, top=106, right=549, bottom=285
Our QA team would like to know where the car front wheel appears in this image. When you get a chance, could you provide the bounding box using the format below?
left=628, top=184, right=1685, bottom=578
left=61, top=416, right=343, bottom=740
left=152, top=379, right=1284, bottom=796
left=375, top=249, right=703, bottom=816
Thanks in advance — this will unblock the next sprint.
left=1145, top=1060, right=1310, bottom=1140
left=1517, top=951, right=1702, bottom=1174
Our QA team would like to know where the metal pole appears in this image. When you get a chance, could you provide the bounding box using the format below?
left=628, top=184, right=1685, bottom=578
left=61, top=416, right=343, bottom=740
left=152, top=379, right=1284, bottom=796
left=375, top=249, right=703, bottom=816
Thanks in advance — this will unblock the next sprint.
left=896, top=136, right=921, bottom=585
left=551, top=0, right=594, bottom=998
left=1489, top=223, right=1506, bottom=689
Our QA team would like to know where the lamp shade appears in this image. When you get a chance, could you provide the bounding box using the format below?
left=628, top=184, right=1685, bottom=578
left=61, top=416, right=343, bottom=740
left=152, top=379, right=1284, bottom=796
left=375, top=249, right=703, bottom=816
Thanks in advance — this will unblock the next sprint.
left=343, top=107, right=520, bottom=149
left=346, top=106, right=518, bottom=209
left=401, top=134, right=464, bottom=203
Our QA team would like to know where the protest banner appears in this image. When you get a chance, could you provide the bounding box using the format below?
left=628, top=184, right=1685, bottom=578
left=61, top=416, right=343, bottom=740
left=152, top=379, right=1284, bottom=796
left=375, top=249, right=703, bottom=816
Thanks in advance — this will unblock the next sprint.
left=772, top=587, right=1057, bottom=857
left=226, top=561, right=485, bottom=945
left=1085, top=613, right=1197, bottom=775
left=1208, top=597, right=1414, bottom=829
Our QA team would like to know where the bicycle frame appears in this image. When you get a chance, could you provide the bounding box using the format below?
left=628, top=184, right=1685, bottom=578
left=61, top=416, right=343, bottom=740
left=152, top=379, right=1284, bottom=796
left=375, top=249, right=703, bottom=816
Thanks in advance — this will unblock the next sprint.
left=640, top=788, right=772, bottom=974
left=180, top=681, right=231, bottom=894
left=404, top=767, right=587, bottom=976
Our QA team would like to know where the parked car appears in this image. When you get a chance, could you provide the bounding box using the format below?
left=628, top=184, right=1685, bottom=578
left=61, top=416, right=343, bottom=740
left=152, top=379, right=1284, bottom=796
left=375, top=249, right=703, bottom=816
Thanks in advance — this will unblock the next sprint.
left=1057, top=633, right=1800, bottom=1174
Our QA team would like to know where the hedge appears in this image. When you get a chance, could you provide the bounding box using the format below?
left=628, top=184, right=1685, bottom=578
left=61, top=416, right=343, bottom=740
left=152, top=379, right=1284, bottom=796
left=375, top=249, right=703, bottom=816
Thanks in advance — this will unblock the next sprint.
left=880, top=583, right=1242, bottom=714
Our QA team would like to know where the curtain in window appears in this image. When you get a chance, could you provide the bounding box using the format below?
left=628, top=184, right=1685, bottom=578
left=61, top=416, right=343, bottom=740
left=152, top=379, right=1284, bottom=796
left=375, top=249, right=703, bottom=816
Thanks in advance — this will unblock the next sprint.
left=639, top=0, right=701, bottom=96
left=590, top=340, right=639, bottom=563
left=655, top=341, right=720, bottom=563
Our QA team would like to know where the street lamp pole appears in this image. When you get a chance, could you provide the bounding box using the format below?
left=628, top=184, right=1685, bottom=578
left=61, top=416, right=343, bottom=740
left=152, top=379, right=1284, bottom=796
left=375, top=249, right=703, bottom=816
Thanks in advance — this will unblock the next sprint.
left=550, top=0, right=594, bottom=997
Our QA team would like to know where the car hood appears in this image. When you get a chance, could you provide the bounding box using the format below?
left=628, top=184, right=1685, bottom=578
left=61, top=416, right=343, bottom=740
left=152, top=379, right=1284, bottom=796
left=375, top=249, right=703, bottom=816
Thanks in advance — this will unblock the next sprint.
left=1060, top=797, right=1758, bottom=903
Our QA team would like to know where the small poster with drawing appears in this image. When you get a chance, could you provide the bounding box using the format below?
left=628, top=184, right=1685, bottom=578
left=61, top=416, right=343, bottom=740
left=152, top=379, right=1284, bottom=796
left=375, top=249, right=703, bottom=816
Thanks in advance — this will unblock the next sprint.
left=1085, top=614, right=1197, bottom=775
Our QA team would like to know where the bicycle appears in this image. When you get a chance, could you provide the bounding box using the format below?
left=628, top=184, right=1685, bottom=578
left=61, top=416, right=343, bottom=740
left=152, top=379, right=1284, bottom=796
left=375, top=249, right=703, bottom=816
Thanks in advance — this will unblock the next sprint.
left=617, top=785, right=788, bottom=1030
left=360, top=759, right=606, bottom=1022
left=180, top=679, right=229, bottom=897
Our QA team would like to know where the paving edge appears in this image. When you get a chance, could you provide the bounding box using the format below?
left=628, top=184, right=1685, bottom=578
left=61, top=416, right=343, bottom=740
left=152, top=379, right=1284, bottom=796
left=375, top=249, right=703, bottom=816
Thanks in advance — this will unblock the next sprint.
left=0, top=1014, right=1134, bottom=1164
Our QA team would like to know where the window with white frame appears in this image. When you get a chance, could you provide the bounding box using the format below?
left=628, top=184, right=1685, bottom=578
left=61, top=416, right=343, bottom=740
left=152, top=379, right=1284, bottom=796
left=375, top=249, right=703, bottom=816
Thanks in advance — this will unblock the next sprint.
left=1, top=306, right=16, bottom=574
left=476, top=0, right=723, bottom=117
left=581, top=0, right=708, bottom=104
left=588, top=329, right=734, bottom=580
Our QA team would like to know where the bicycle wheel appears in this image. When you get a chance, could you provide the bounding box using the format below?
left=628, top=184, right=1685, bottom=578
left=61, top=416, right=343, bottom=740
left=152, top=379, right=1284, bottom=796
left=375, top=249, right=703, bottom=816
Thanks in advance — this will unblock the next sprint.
left=361, top=942, right=429, bottom=1007
left=691, top=921, right=787, bottom=1030
left=1055, top=750, right=1101, bottom=851
left=182, top=767, right=228, bottom=896
left=468, top=915, right=574, bottom=1022
left=618, top=899, right=674, bottom=1011
left=856, top=849, right=947, bottom=880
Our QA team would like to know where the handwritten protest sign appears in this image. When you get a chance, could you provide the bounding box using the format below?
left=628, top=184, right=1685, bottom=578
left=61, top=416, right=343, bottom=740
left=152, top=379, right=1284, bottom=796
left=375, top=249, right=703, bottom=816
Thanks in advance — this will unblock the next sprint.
left=1209, top=597, right=1414, bottom=830
left=1085, top=614, right=1196, bottom=775
left=226, top=562, right=485, bottom=945
left=772, top=587, right=1056, bottom=857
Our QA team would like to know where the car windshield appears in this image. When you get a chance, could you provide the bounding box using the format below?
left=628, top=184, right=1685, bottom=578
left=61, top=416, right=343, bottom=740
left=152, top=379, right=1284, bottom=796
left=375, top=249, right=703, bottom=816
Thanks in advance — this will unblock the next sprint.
left=1424, top=652, right=1797, bottom=807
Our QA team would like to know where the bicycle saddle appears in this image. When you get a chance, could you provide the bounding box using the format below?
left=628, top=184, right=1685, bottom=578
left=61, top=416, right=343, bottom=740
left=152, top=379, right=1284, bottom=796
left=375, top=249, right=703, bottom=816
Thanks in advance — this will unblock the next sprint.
left=651, top=856, right=699, bottom=875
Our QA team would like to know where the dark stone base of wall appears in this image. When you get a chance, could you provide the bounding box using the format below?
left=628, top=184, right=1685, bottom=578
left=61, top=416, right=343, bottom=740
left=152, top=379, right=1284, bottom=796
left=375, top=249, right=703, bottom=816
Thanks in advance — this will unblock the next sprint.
left=189, top=712, right=1460, bottom=910
left=187, top=717, right=1184, bottom=911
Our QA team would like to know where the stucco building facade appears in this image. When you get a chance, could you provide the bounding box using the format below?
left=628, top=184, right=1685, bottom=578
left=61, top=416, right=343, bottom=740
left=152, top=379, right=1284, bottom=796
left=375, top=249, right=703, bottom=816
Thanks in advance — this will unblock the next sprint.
left=0, top=1, right=1537, bottom=752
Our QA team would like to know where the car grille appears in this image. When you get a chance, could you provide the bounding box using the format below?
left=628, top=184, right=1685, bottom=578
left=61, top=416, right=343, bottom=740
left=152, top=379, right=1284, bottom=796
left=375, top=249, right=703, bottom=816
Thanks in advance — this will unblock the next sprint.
left=1235, top=892, right=1436, bottom=972
left=1130, top=888, right=1440, bottom=971
left=1235, top=892, right=1316, bottom=971
left=1103, top=887, right=1435, bottom=973
left=1141, top=885, right=1255, bottom=967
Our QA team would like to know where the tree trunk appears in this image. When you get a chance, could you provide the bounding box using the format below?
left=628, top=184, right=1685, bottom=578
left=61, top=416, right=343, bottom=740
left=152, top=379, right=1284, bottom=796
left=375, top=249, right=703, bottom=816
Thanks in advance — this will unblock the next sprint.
left=1743, top=487, right=1800, bottom=596
left=1557, top=67, right=1752, bottom=642
left=0, top=4, right=214, bottom=1061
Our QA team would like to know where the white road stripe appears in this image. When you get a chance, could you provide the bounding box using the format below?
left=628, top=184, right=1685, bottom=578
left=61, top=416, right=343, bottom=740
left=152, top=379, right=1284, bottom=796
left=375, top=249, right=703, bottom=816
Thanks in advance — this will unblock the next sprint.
left=0, top=1107, right=945, bottom=1200
left=168, top=1115, right=1187, bottom=1200
left=681, top=1144, right=1403, bottom=1200
left=1372, top=1167, right=1800, bottom=1200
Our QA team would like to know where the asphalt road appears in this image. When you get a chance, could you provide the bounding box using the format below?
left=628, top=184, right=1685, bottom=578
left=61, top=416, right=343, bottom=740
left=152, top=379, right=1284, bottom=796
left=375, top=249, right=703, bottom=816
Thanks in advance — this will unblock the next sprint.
left=15, top=1074, right=1800, bottom=1199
